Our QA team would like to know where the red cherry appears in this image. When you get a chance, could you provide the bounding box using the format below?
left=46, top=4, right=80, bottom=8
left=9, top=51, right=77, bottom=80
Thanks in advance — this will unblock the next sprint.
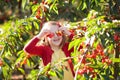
left=114, top=34, right=119, bottom=41
left=87, top=54, right=96, bottom=58
left=100, top=19, right=106, bottom=23
left=88, top=67, right=94, bottom=73
left=77, top=69, right=86, bottom=75
left=93, top=49, right=98, bottom=54
left=96, top=43, right=103, bottom=51
left=26, top=55, right=31, bottom=59
left=47, top=33, right=54, bottom=38
left=21, top=58, right=27, bottom=65
left=0, top=45, right=3, bottom=50
left=78, top=57, right=86, bottom=64
left=56, top=31, right=62, bottom=36
left=5, top=0, right=10, bottom=2
left=102, top=56, right=112, bottom=64
left=102, top=58, right=105, bottom=63
left=78, top=45, right=83, bottom=51
left=86, top=43, right=90, bottom=47
left=69, top=29, right=75, bottom=34
left=0, top=60, right=3, bottom=66
left=36, top=15, right=40, bottom=19
left=33, top=0, right=38, bottom=4
left=82, top=27, right=87, bottom=31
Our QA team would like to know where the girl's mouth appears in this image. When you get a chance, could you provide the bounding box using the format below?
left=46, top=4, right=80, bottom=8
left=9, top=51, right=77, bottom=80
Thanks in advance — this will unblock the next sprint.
left=53, top=38, right=61, bottom=41
left=54, top=39, right=60, bottom=41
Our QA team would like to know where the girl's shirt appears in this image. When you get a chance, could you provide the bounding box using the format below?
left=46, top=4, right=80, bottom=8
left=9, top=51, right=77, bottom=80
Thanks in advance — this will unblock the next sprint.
left=50, top=49, right=74, bottom=80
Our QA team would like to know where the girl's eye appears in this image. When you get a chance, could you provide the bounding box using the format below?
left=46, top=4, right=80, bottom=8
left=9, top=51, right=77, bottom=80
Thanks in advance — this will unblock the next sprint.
left=56, top=31, right=63, bottom=36
left=47, top=33, right=54, bottom=38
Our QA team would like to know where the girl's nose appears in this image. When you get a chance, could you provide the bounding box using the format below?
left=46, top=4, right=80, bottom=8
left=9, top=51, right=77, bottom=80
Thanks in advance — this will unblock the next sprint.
left=54, top=33, right=58, bottom=37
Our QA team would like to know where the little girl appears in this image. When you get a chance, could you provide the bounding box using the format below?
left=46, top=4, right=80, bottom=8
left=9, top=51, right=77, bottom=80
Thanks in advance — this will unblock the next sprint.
left=23, top=21, right=74, bottom=80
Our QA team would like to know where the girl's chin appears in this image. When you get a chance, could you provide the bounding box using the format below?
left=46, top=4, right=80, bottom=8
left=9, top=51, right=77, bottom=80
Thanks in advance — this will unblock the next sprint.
left=52, top=43, right=61, bottom=46
left=52, top=40, right=62, bottom=46
left=52, top=42, right=61, bottom=46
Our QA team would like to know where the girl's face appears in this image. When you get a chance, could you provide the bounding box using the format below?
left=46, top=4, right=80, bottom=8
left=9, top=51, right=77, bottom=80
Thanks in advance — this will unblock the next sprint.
left=46, top=25, right=63, bottom=47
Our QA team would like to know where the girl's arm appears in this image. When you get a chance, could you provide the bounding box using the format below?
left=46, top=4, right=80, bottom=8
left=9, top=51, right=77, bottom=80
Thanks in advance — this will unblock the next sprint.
left=23, top=29, right=50, bottom=56
left=23, top=36, right=44, bottom=56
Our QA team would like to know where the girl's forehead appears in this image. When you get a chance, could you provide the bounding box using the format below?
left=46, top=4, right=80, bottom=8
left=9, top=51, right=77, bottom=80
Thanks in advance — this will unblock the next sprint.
left=49, top=25, right=59, bottom=32
left=44, top=24, right=59, bottom=31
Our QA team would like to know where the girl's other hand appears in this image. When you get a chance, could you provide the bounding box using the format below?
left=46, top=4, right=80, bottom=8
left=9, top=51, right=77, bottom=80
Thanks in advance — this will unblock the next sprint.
left=59, top=27, right=71, bottom=36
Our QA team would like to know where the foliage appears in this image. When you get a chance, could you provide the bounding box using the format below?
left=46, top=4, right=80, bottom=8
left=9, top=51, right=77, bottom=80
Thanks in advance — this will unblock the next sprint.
left=69, top=12, right=120, bottom=80
left=0, top=0, right=120, bottom=80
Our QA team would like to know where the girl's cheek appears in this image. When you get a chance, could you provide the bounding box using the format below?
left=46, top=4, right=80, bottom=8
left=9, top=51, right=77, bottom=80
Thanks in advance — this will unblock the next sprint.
left=48, top=37, right=53, bottom=43
left=47, top=37, right=51, bottom=41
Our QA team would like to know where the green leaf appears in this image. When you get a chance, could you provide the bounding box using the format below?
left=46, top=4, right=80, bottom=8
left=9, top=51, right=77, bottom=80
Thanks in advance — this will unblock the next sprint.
left=68, top=40, right=75, bottom=50
left=38, top=76, right=50, bottom=80
left=69, top=39, right=81, bottom=50
left=52, top=5, right=58, bottom=14
left=2, top=67, right=8, bottom=78
left=18, top=68, right=25, bottom=74
left=39, top=63, right=51, bottom=75
left=84, top=74, right=89, bottom=80
left=27, top=58, right=31, bottom=67
left=22, top=0, right=27, bottom=9
left=100, top=74, right=110, bottom=80
left=31, top=4, right=40, bottom=14
left=3, top=57, right=12, bottom=68
left=111, top=58, right=120, bottom=62
left=49, top=0, right=58, bottom=14
left=77, top=0, right=83, bottom=10
left=28, top=69, right=39, bottom=79
left=82, top=2, right=87, bottom=10
left=15, top=50, right=25, bottom=64
left=48, top=70, right=56, bottom=76
left=72, top=0, right=75, bottom=4
left=55, top=68, right=64, bottom=80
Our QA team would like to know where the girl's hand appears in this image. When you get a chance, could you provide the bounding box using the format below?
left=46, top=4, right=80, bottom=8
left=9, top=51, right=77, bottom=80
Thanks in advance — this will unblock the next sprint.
left=59, top=27, right=71, bottom=36
left=36, top=29, right=51, bottom=39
